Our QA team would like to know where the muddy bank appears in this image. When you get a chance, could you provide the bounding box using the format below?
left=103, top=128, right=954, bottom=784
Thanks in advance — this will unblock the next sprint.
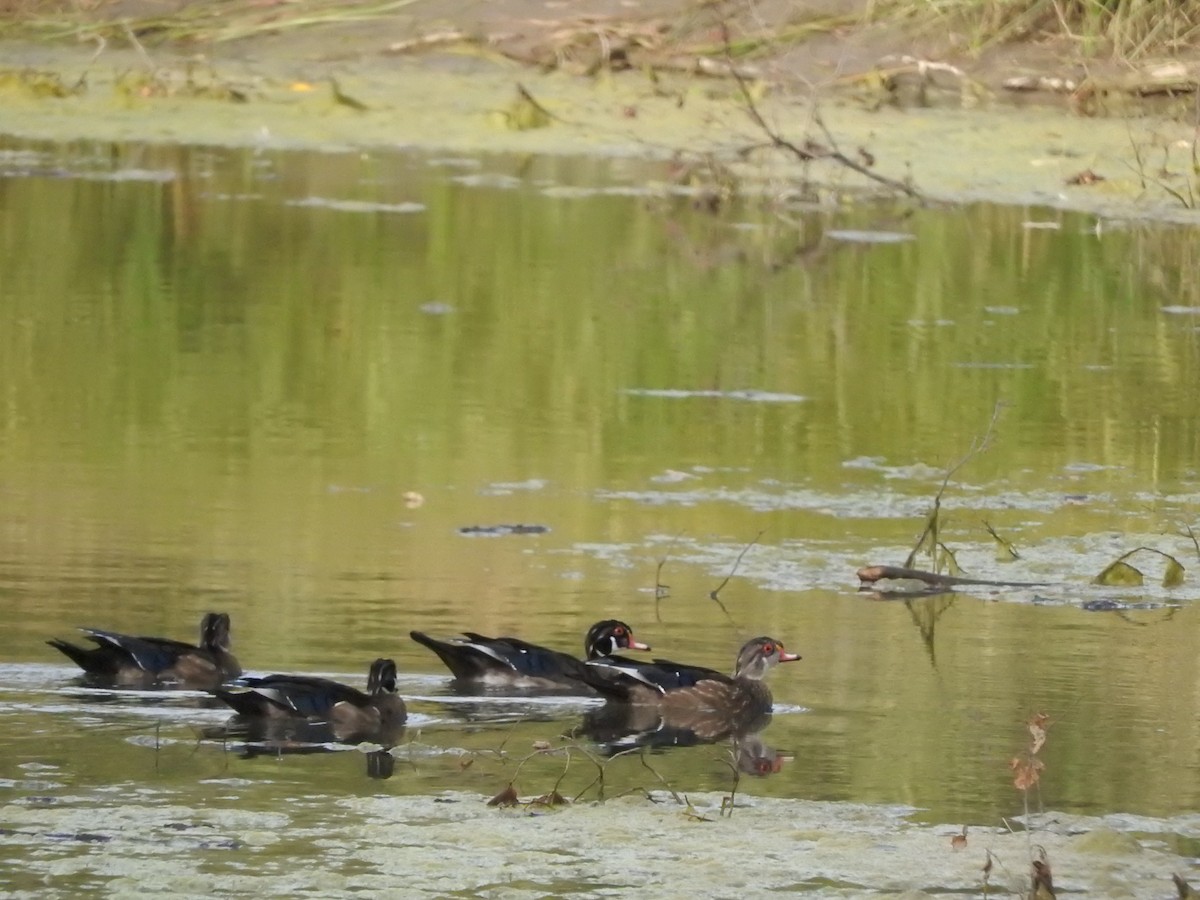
left=1, top=16, right=1198, bottom=221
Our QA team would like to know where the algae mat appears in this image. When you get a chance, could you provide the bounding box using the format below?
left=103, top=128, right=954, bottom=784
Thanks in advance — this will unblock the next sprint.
left=5, top=787, right=1200, bottom=897
left=2, top=38, right=1199, bottom=221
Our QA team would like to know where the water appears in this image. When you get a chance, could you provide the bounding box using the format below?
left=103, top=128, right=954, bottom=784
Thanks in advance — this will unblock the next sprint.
left=2, top=137, right=1200, bottom=896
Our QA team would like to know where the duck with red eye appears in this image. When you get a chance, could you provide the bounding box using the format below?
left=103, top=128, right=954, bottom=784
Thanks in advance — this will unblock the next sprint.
left=569, top=636, right=800, bottom=721
left=409, top=619, right=650, bottom=692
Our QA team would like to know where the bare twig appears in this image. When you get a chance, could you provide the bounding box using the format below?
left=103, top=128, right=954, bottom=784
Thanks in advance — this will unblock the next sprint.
left=709, top=529, right=763, bottom=623
left=717, top=751, right=742, bottom=817
left=654, top=532, right=684, bottom=622
left=525, top=750, right=575, bottom=807
left=568, top=742, right=614, bottom=802
left=638, top=748, right=684, bottom=804
left=719, top=24, right=921, bottom=199
left=905, top=401, right=1004, bottom=568
left=1183, top=524, right=1200, bottom=560
left=516, top=83, right=563, bottom=123
left=121, top=20, right=156, bottom=70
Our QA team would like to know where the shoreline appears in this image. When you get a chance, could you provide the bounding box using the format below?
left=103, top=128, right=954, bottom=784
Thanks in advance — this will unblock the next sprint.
left=1, top=32, right=1198, bottom=222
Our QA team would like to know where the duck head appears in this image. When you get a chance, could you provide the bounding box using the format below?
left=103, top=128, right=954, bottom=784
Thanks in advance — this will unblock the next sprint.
left=367, top=658, right=399, bottom=696
left=733, top=637, right=800, bottom=681
left=585, top=620, right=651, bottom=659
left=200, top=613, right=233, bottom=652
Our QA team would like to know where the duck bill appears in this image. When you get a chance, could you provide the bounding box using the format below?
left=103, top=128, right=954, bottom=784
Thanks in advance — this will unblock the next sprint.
left=778, top=651, right=801, bottom=663
left=629, top=639, right=652, bottom=651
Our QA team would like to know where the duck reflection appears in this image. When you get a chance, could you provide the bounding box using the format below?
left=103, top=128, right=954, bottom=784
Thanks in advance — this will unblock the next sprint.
left=579, top=700, right=773, bottom=751
left=204, top=715, right=402, bottom=780
left=575, top=704, right=788, bottom=777
left=731, top=731, right=789, bottom=777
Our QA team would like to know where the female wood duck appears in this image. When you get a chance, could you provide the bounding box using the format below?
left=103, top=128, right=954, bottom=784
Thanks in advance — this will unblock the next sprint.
left=213, top=658, right=406, bottom=743
left=570, top=636, right=800, bottom=721
left=409, top=619, right=650, bottom=691
left=47, top=612, right=241, bottom=689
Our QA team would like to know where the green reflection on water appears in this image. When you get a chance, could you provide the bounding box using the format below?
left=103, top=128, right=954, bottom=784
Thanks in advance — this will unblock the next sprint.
left=1, top=139, right=1200, bottom=853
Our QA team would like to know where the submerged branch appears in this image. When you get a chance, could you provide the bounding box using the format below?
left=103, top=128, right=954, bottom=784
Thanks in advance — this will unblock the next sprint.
left=709, top=530, right=763, bottom=624
left=905, top=402, right=1004, bottom=568
left=858, top=565, right=1051, bottom=590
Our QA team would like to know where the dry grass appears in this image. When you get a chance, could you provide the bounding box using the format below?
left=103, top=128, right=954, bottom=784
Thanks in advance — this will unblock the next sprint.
left=1, top=0, right=1198, bottom=66
left=0, top=0, right=424, bottom=44
left=868, top=0, right=1200, bottom=59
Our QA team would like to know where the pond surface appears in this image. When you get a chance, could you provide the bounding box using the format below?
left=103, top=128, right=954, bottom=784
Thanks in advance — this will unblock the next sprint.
left=2, top=137, right=1200, bottom=896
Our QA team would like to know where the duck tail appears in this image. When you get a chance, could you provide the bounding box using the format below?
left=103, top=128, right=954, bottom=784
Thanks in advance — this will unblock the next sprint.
left=409, top=631, right=485, bottom=681
left=46, top=638, right=110, bottom=675
left=213, top=687, right=272, bottom=717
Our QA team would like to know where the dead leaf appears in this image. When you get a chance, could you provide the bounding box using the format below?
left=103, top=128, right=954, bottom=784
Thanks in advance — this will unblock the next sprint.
left=330, top=78, right=369, bottom=111
left=1065, top=169, right=1105, bottom=186
left=501, top=83, right=552, bottom=131
left=487, top=784, right=519, bottom=807
left=1012, top=757, right=1044, bottom=791
left=935, top=542, right=964, bottom=576
left=983, top=521, right=1020, bottom=561
left=1093, top=560, right=1144, bottom=586
left=1028, top=713, right=1050, bottom=755
left=1163, top=556, right=1186, bottom=587
left=1032, top=857, right=1056, bottom=899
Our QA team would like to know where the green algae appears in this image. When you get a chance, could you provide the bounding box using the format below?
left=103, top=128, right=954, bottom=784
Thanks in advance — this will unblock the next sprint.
left=0, top=39, right=1197, bottom=220
left=5, top=790, right=1200, bottom=897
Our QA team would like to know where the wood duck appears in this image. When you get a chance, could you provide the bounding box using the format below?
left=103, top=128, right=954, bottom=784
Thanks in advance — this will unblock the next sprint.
left=47, top=612, right=241, bottom=688
left=213, top=658, right=406, bottom=744
left=570, top=636, right=800, bottom=720
left=409, top=619, right=650, bottom=691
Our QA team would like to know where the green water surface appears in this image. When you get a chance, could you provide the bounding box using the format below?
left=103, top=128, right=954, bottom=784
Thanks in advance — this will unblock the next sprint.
left=2, top=138, right=1200, bottom=896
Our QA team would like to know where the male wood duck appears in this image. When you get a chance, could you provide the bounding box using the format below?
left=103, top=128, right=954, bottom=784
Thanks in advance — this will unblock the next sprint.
left=213, top=658, right=406, bottom=744
left=570, top=636, right=800, bottom=721
left=47, top=612, right=241, bottom=688
left=409, top=619, right=650, bottom=691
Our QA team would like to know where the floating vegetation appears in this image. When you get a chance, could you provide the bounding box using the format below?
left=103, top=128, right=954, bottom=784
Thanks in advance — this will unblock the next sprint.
left=493, top=84, right=554, bottom=132
left=623, top=388, right=806, bottom=403
left=825, top=229, right=915, bottom=244
left=0, top=67, right=83, bottom=98
left=284, top=197, right=425, bottom=213
left=109, top=61, right=252, bottom=103
left=1093, top=548, right=1187, bottom=588
left=457, top=524, right=551, bottom=536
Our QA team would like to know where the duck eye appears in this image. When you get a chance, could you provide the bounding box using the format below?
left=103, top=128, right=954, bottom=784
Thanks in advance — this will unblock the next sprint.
left=613, top=626, right=625, bottom=636
left=762, top=642, right=775, bottom=655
